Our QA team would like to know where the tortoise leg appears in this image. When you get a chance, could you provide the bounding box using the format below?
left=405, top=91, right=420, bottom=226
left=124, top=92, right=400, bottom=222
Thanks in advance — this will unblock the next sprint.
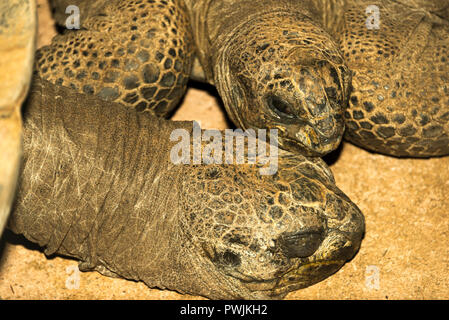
left=340, top=1, right=449, bottom=157
left=36, top=0, right=194, bottom=117
left=401, top=0, right=449, bottom=19
left=0, top=0, right=36, bottom=234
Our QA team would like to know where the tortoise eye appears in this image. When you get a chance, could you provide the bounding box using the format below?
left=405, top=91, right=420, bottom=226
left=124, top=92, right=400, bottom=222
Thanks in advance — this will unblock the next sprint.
left=277, top=230, right=324, bottom=258
left=266, top=94, right=295, bottom=119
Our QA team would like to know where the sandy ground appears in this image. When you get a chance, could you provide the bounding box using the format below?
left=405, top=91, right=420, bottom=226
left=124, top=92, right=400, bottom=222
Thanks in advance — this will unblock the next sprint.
left=0, top=0, right=448, bottom=300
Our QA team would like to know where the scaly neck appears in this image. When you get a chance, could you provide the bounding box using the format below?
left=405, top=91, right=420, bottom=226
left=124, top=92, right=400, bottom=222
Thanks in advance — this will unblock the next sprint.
left=183, top=0, right=347, bottom=82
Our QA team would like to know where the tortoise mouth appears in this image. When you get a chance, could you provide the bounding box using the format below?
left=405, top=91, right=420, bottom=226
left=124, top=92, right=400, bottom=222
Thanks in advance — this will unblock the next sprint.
left=226, top=227, right=364, bottom=297
left=262, top=93, right=345, bottom=156
left=242, top=260, right=346, bottom=298
left=278, top=120, right=345, bottom=156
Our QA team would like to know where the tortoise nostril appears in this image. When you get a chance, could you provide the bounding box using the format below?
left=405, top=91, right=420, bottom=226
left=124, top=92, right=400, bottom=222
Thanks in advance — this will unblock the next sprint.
left=277, top=230, right=324, bottom=258
left=266, top=94, right=296, bottom=118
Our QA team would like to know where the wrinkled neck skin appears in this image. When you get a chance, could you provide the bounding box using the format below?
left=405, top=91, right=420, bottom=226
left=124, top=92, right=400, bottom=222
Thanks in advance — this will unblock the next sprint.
left=8, top=78, right=267, bottom=299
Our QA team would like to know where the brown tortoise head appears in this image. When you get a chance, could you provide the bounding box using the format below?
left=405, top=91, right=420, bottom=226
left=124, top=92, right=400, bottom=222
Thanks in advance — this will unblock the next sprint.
left=179, top=152, right=364, bottom=298
left=214, top=11, right=351, bottom=157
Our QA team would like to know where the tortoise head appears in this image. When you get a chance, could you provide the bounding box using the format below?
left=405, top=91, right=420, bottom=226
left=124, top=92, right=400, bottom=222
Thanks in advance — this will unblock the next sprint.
left=179, top=153, right=364, bottom=299
left=214, top=11, right=351, bottom=156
